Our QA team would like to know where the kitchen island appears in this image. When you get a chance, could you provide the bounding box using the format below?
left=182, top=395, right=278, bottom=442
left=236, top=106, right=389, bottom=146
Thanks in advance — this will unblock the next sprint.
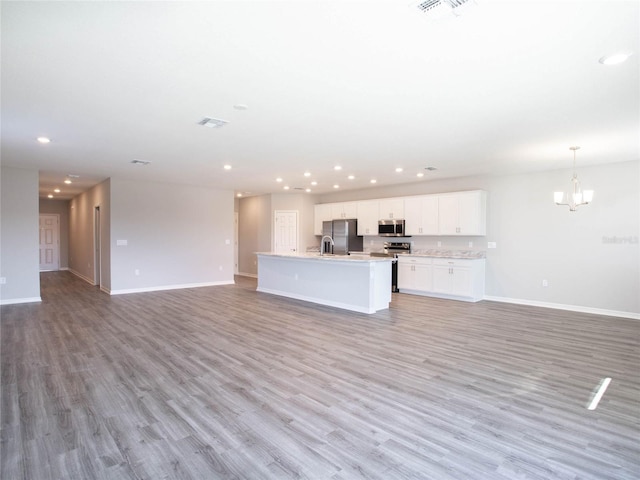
left=256, top=253, right=393, bottom=314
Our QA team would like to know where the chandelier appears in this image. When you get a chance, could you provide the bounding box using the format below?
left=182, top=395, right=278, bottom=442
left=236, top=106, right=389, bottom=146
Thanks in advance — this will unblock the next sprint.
left=554, top=146, right=594, bottom=211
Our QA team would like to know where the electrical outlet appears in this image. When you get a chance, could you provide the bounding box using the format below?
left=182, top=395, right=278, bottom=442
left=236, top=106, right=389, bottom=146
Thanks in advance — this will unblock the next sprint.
left=487, top=242, right=497, bottom=249
left=542, top=279, right=548, bottom=287
left=219, top=266, right=223, bottom=271
left=0, top=277, right=6, bottom=285
left=468, top=241, right=473, bottom=248
left=135, top=269, right=140, bottom=276
left=437, top=241, right=442, bottom=247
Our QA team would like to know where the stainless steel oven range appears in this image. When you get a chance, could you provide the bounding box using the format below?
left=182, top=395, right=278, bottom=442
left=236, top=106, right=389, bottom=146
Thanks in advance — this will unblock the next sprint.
left=370, top=241, right=412, bottom=292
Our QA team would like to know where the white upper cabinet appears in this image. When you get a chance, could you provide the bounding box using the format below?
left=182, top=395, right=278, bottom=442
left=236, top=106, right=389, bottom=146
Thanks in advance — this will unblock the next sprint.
left=356, top=200, right=379, bottom=236
left=405, top=195, right=439, bottom=235
left=378, top=198, right=404, bottom=220
left=331, top=202, right=358, bottom=219
left=313, top=204, right=333, bottom=235
left=315, top=190, right=486, bottom=237
left=438, top=190, right=486, bottom=236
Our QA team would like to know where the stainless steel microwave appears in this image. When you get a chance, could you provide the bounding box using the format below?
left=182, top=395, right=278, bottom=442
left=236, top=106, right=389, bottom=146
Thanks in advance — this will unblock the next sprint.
left=378, top=219, right=406, bottom=237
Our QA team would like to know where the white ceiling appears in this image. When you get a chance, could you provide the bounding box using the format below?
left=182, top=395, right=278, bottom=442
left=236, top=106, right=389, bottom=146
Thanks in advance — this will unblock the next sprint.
left=2, top=0, right=638, bottom=200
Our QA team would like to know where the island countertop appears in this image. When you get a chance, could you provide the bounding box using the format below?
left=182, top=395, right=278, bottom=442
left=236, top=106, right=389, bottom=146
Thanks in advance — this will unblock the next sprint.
left=256, top=252, right=392, bottom=314
left=256, top=252, right=392, bottom=262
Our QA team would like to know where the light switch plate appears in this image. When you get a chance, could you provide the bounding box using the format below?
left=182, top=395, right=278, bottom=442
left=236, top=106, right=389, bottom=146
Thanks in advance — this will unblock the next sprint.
left=117, top=239, right=128, bottom=246
left=487, top=242, right=497, bottom=249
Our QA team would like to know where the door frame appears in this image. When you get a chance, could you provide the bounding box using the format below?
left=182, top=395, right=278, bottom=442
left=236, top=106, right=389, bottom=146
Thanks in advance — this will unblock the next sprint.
left=234, top=212, right=239, bottom=275
left=94, top=205, right=101, bottom=287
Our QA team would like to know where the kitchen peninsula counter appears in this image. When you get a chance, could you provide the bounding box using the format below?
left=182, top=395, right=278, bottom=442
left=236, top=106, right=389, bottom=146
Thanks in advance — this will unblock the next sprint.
left=256, top=253, right=393, bottom=314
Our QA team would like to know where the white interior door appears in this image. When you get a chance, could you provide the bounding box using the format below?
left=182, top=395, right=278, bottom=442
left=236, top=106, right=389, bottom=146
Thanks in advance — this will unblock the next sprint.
left=39, top=214, right=60, bottom=271
left=274, top=210, right=298, bottom=254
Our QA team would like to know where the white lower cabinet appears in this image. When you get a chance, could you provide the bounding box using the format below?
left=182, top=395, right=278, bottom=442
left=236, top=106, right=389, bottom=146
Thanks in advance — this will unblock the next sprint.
left=398, top=256, right=485, bottom=302
left=397, top=257, right=432, bottom=292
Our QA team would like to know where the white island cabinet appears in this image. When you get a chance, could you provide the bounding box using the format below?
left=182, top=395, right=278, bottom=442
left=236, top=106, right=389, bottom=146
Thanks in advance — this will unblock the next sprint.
left=256, top=253, right=393, bottom=314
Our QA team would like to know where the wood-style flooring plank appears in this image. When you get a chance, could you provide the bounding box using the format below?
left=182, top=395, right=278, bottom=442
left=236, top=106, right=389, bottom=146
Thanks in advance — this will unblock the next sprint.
left=1, top=271, right=639, bottom=479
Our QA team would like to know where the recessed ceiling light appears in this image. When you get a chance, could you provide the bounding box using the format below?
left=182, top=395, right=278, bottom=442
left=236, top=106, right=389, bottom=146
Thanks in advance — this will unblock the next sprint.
left=236, top=193, right=242, bottom=197
left=347, top=175, right=355, bottom=180
left=333, top=184, right=340, bottom=189
left=599, top=52, right=632, bottom=65
left=64, top=179, right=72, bottom=184
left=370, top=179, right=377, bottom=184
left=306, top=188, right=311, bottom=193
left=37, top=137, right=51, bottom=144
left=223, top=164, right=232, bottom=170
left=47, top=194, right=53, bottom=198
left=417, top=172, right=425, bottom=178
left=334, top=166, right=342, bottom=171
left=54, top=188, right=61, bottom=193
left=284, top=186, right=290, bottom=190
left=304, top=172, right=311, bottom=177
left=276, top=177, right=283, bottom=182
left=233, top=104, right=248, bottom=110
left=198, top=117, right=229, bottom=128
left=311, top=181, right=317, bottom=186
left=395, top=167, right=403, bottom=173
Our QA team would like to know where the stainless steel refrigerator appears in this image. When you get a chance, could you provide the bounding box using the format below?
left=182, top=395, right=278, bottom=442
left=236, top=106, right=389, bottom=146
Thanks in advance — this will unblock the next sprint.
left=321, top=219, right=363, bottom=255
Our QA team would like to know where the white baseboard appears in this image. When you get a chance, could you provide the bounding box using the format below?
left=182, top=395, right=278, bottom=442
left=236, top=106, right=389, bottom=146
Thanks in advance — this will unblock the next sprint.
left=109, top=280, right=234, bottom=296
left=69, top=269, right=96, bottom=286
left=0, top=296, right=42, bottom=305
left=483, top=295, right=640, bottom=320
left=257, top=287, right=377, bottom=314
left=59, top=267, right=69, bottom=271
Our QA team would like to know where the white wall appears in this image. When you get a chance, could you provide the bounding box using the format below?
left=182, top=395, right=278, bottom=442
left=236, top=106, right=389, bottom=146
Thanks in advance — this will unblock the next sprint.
left=0, top=166, right=41, bottom=304
left=319, top=161, right=640, bottom=317
left=69, top=179, right=111, bottom=289
left=109, top=178, right=234, bottom=293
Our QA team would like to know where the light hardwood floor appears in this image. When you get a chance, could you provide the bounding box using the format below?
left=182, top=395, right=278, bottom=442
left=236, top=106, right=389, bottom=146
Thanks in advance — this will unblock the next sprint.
left=1, top=271, right=639, bottom=479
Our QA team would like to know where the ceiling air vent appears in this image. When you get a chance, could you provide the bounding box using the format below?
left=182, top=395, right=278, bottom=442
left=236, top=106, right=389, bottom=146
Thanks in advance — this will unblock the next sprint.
left=197, top=117, right=229, bottom=129
left=414, top=0, right=478, bottom=19
left=131, top=159, right=151, bottom=165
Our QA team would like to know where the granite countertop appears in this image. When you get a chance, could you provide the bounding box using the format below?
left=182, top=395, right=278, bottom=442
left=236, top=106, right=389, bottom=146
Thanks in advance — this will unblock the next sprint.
left=398, top=249, right=486, bottom=259
left=257, top=252, right=392, bottom=262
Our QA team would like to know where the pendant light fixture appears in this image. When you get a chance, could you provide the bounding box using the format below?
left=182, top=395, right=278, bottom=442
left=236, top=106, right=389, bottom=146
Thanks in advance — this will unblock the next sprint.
left=554, top=146, right=594, bottom=211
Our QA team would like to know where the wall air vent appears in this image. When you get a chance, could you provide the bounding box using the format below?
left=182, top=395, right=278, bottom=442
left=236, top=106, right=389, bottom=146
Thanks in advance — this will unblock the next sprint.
left=414, top=0, right=478, bottom=19
left=131, top=159, right=151, bottom=165
left=198, top=117, right=229, bottom=129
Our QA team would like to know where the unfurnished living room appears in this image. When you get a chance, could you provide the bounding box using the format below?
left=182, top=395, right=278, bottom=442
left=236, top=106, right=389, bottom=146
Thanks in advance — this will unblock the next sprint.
left=1, top=1, right=639, bottom=479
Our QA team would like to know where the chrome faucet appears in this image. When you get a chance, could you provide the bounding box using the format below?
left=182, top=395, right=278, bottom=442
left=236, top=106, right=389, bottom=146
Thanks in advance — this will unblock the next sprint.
left=320, top=235, right=334, bottom=256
